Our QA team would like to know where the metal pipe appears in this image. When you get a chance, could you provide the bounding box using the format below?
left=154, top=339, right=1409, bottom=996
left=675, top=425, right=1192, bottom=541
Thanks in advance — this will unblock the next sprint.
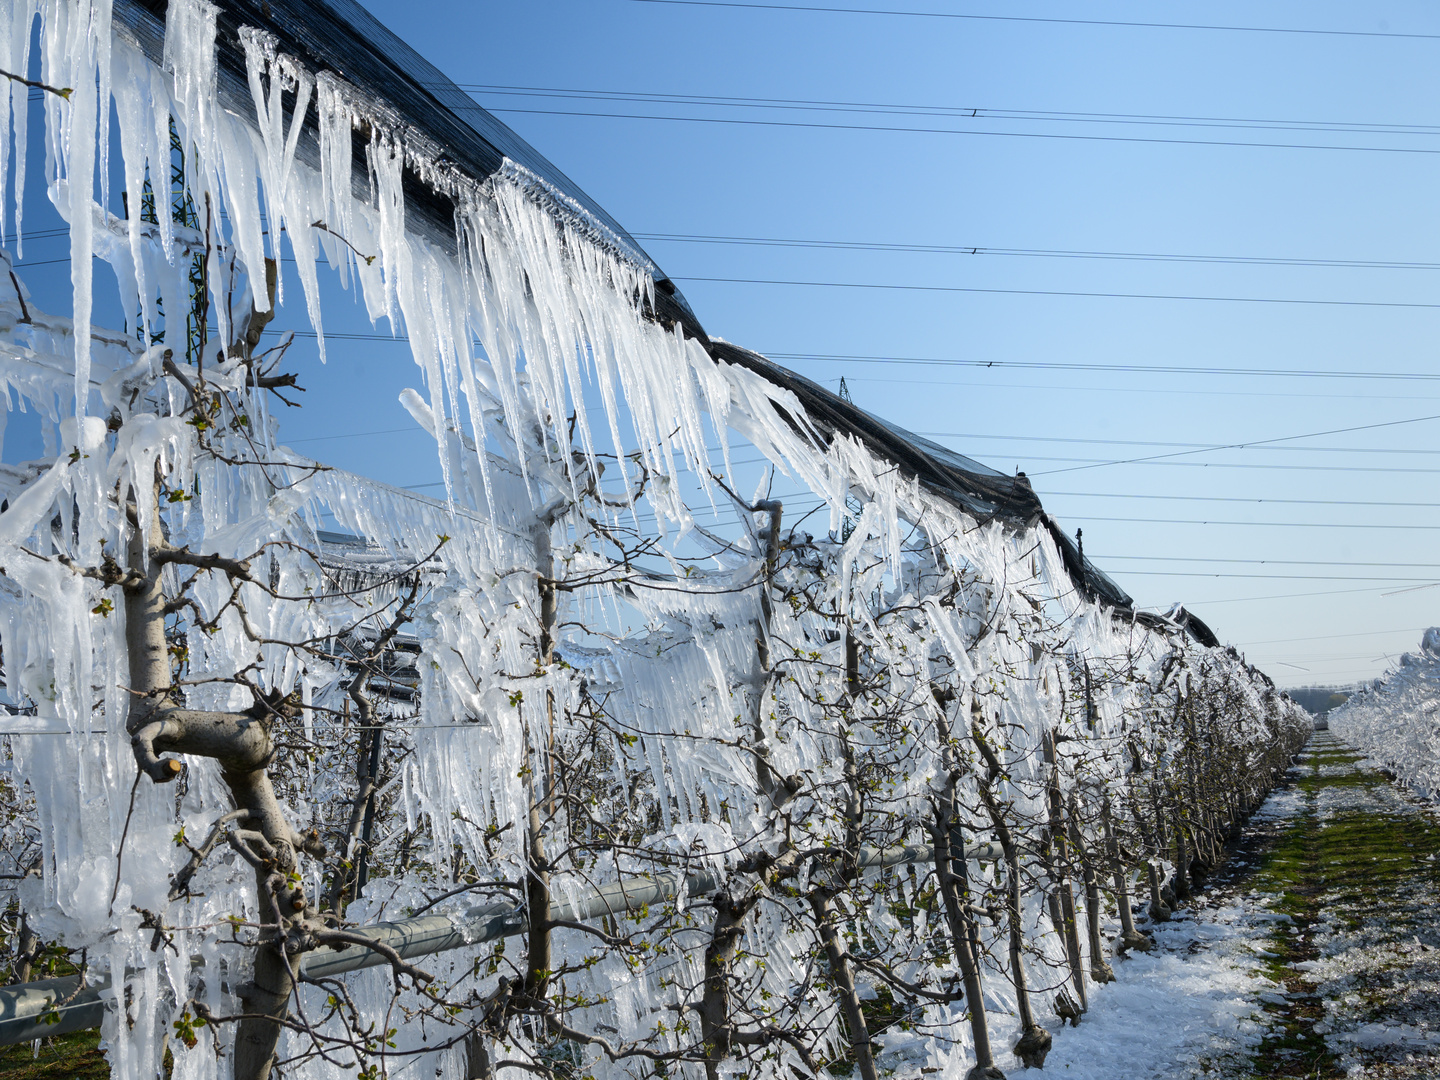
left=0, top=842, right=993, bottom=1045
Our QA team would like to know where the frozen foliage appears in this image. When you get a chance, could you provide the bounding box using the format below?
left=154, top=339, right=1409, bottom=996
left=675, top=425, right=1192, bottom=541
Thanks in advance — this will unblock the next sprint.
left=0, top=3, right=1310, bottom=1080
left=1329, top=629, right=1440, bottom=797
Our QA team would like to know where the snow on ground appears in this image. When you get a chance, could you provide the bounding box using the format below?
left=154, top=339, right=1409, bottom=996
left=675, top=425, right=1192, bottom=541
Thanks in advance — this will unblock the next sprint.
left=1005, top=789, right=1315, bottom=1079
left=1035, top=910, right=1270, bottom=1079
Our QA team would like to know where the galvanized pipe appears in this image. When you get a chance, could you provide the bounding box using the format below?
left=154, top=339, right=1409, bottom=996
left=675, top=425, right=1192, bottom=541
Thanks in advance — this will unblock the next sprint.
left=0, top=843, right=994, bottom=1045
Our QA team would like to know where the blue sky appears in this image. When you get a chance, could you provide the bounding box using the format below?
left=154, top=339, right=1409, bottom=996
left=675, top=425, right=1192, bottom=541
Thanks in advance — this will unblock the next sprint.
left=352, top=0, right=1436, bottom=689
left=8, top=0, right=1440, bottom=687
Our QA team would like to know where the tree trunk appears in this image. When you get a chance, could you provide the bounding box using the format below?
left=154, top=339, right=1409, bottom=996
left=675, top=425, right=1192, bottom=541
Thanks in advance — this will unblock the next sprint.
left=972, top=724, right=1049, bottom=1067
left=699, top=889, right=751, bottom=1080
left=523, top=517, right=559, bottom=1008
left=1172, top=807, right=1192, bottom=902
left=1102, top=800, right=1150, bottom=954
left=122, top=490, right=308, bottom=1080
left=1068, top=805, right=1114, bottom=985
left=10, top=915, right=39, bottom=984
left=811, top=889, right=878, bottom=1080
left=930, top=811, right=1004, bottom=1080
left=1042, top=733, right=1087, bottom=1017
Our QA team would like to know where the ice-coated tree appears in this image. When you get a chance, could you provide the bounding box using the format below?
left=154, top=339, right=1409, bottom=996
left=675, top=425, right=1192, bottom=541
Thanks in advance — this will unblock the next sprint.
left=0, top=4, right=1311, bottom=1080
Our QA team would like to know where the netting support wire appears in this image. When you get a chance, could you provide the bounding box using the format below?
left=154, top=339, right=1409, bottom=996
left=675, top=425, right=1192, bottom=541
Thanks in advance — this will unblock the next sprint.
left=0, top=842, right=1000, bottom=1044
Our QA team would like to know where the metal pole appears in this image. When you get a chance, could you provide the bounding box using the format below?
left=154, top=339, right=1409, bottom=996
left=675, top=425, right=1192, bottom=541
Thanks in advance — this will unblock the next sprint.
left=0, top=843, right=994, bottom=1045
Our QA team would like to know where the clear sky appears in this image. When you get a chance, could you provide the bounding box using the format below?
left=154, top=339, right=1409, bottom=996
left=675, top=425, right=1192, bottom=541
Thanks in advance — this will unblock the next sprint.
left=353, top=0, right=1437, bottom=690
left=7, top=0, right=1440, bottom=689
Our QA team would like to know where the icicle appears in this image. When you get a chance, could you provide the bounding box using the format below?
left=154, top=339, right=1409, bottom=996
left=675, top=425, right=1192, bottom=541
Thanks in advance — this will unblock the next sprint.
left=0, top=17, right=1312, bottom=1080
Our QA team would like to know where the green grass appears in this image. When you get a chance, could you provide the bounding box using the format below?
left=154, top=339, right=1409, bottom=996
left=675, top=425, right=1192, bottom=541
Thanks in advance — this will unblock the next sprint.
left=1219, top=735, right=1440, bottom=1078
left=0, top=1029, right=109, bottom=1080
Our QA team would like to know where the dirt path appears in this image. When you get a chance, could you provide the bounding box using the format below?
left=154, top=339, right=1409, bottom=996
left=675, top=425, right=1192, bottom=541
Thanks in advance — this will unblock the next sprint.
left=1196, top=731, right=1440, bottom=1078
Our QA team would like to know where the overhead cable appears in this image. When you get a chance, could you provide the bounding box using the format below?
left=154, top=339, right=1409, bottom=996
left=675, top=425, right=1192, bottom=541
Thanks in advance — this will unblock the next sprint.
left=678, top=274, right=1440, bottom=310
left=481, top=100, right=1440, bottom=156
left=633, top=231, right=1440, bottom=272
left=462, top=84, right=1440, bottom=138
left=1027, top=412, right=1440, bottom=476
left=766, top=352, right=1440, bottom=382
left=621, top=0, right=1440, bottom=42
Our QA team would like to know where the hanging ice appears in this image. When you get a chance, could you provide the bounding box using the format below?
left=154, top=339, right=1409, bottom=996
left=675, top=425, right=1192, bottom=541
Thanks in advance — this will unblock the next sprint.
left=0, top=5, right=1312, bottom=1080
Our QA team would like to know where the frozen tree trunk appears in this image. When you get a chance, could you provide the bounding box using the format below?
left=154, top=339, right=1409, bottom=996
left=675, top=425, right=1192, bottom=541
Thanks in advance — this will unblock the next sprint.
left=1067, top=804, right=1114, bottom=985
left=1131, top=791, right=1171, bottom=922
left=930, top=700, right=1003, bottom=1079
left=930, top=810, right=1005, bottom=1080
left=9, top=916, right=39, bottom=984
left=522, top=802, right=551, bottom=1005
left=820, top=741, right=879, bottom=1080
left=229, top=779, right=304, bottom=1080
left=120, top=495, right=310, bottom=1080
left=1124, top=740, right=1170, bottom=925
left=698, top=845, right=802, bottom=1080
left=1145, top=860, right=1170, bottom=922
left=748, top=500, right=798, bottom=808
left=752, top=499, right=782, bottom=676
left=1138, top=800, right=1171, bottom=923
left=699, top=887, right=751, bottom=1080
left=810, top=889, right=878, bottom=1080
left=972, top=723, right=1050, bottom=1067
left=523, top=517, right=559, bottom=1007
left=1171, top=791, right=1193, bottom=902
left=329, top=579, right=417, bottom=915
left=1101, top=800, right=1150, bottom=954
left=465, top=1031, right=493, bottom=1080
left=1184, top=702, right=1215, bottom=884
left=1042, top=732, right=1087, bottom=1019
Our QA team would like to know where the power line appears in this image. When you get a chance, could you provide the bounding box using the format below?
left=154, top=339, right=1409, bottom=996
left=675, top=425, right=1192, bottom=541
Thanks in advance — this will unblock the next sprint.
left=917, top=430, right=1440, bottom=456
left=1253, top=652, right=1400, bottom=664
left=463, top=84, right=1440, bottom=139
left=274, top=422, right=1440, bottom=485
left=399, top=472, right=1440, bottom=535
left=1275, top=666, right=1386, bottom=679
left=1069, top=518, right=1440, bottom=531
left=9, top=290, right=1419, bottom=392
left=1181, top=584, right=1420, bottom=606
left=680, top=274, right=1440, bottom=311
left=1028, top=411, right=1440, bottom=477
left=25, top=220, right=1440, bottom=276
left=228, top=335, right=1440, bottom=389
left=1049, top=492, right=1438, bottom=509
left=1095, top=557, right=1440, bottom=569
left=1019, top=457, right=1440, bottom=474
left=633, top=231, right=1440, bottom=272
left=1, top=227, right=70, bottom=245
left=767, top=352, right=1440, bottom=383
left=286, top=430, right=1440, bottom=513
left=1116, top=572, right=1440, bottom=581
left=399, top=476, right=1433, bottom=531
left=835, top=374, right=1440, bottom=403
left=484, top=104, right=1440, bottom=156
left=306, top=420, right=1440, bottom=466
left=622, top=0, right=1440, bottom=42
left=1237, top=627, right=1428, bottom=647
